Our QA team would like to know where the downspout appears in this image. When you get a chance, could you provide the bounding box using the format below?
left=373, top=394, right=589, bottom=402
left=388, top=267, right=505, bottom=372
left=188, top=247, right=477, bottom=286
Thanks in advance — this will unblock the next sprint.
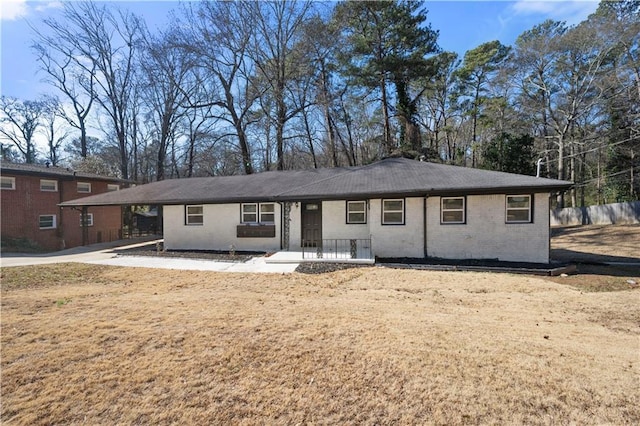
left=277, top=202, right=284, bottom=250
left=548, top=194, right=551, bottom=264
left=423, top=196, right=428, bottom=258
left=58, top=178, right=65, bottom=250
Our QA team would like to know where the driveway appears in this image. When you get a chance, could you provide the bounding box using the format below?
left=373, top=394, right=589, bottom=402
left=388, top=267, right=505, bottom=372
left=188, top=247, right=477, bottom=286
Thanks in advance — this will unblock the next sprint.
left=1, top=238, right=299, bottom=273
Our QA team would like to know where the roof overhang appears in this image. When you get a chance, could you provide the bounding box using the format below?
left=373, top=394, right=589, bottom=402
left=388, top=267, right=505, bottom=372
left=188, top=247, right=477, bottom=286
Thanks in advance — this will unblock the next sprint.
left=58, top=158, right=574, bottom=208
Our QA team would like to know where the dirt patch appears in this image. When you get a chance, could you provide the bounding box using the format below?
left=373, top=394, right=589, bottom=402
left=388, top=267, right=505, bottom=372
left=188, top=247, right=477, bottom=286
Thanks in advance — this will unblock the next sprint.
left=548, top=224, right=640, bottom=291
left=1, top=264, right=639, bottom=425
left=551, top=224, right=640, bottom=263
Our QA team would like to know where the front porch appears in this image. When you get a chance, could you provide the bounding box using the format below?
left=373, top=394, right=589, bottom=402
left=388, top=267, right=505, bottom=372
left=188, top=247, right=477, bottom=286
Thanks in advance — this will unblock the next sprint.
left=266, top=238, right=375, bottom=265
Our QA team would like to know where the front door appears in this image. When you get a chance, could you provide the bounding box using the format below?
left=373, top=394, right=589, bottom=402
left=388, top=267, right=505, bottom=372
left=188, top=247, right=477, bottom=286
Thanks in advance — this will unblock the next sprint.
left=301, top=202, right=322, bottom=247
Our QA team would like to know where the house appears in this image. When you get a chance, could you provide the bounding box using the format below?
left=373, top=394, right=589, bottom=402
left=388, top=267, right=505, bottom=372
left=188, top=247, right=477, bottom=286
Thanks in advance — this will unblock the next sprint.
left=59, top=158, right=572, bottom=263
left=1, top=161, right=125, bottom=251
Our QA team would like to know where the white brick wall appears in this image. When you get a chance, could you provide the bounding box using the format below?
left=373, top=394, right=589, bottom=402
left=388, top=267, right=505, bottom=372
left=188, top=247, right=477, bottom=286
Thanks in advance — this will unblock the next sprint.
left=321, top=200, right=371, bottom=240
left=426, top=193, right=550, bottom=263
left=162, top=193, right=551, bottom=263
left=369, top=197, right=425, bottom=258
left=163, top=204, right=282, bottom=252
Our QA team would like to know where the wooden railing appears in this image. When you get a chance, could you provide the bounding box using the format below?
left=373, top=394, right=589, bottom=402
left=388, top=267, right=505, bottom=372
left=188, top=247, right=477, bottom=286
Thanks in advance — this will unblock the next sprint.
left=301, top=238, right=372, bottom=260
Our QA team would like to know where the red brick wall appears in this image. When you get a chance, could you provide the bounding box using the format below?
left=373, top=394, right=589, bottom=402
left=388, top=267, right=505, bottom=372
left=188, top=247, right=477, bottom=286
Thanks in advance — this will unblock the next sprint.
left=1, top=174, right=122, bottom=251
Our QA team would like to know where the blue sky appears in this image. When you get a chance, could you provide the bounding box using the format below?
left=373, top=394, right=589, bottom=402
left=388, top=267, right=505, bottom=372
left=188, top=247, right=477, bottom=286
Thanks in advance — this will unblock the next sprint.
left=1, top=0, right=600, bottom=100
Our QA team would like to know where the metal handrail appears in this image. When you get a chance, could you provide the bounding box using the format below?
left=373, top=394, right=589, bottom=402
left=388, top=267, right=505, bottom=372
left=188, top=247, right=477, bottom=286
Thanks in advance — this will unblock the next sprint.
left=301, top=238, right=372, bottom=260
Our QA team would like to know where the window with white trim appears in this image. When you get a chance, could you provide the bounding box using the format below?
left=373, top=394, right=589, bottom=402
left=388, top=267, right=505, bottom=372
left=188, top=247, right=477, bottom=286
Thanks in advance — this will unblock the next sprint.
left=506, top=195, right=532, bottom=223
left=185, top=205, right=204, bottom=225
left=382, top=199, right=404, bottom=225
left=40, top=179, right=58, bottom=192
left=241, top=203, right=275, bottom=223
left=441, top=197, right=465, bottom=224
left=241, top=203, right=258, bottom=223
left=107, top=184, right=119, bottom=192
left=39, top=214, right=56, bottom=229
left=80, top=213, right=94, bottom=227
left=259, top=203, right=275, bottom=223
left=77, top=182, right=91, bottom=193
left=1, top=176, right=15, bottom=190
left=347, top=201, right=366, bottom=224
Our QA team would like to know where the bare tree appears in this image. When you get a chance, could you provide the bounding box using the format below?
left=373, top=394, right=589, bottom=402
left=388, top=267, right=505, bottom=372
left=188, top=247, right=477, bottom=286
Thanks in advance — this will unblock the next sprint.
left=139, top=28, right=196, bottom=181
left=178, top=0, right=260, bottom=175
left=0, top=96, right=48, bottom=163
left=249, top=0, right=314, bottom=170
left=40, top=96, right=71, bottom=166
left=32, top=29, right=96, bottom=159
left=39, top=1, right=143, bottom=179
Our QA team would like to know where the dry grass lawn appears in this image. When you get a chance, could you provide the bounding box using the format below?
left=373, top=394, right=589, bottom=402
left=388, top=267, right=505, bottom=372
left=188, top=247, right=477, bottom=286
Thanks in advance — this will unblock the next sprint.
left=1, top=264, right=639, bottom=425
left=551, top=224, right=640, bottom=262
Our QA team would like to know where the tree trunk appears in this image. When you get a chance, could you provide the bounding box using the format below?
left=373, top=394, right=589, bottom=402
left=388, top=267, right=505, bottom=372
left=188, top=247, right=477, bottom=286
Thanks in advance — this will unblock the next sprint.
left=302, top=109, right=317, bottom=169
left=380, top=76, right=393, bottom=155
left=570, top=143, right=576, bottom=208
left=557, top=136, right=565, bottom=208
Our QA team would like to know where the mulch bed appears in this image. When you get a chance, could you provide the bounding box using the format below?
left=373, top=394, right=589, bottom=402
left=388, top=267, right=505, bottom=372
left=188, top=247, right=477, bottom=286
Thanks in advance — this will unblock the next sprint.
left=376, top=257, right=569, bottom=270
left=114, top=243, right=263, bottom=263
left=377, top=257, right=575, bottom=276
left=294, top=263, right=373, bottom=274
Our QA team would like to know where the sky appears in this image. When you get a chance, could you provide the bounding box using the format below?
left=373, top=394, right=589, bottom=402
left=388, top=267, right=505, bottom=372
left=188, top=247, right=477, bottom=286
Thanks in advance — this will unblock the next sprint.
left=0, top=0, right=601, bottom=101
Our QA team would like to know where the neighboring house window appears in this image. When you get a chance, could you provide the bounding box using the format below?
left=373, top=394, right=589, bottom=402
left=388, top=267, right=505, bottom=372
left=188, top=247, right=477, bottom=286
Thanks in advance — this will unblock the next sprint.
left=185, top=205, right=204, bottom=225
left=346, top=201, right=366, bottom=224
left=1, top=176, right=15, bottom=190
left=107, top=184, right=119, bottom=191
left=382, top=199, right=405, bottom=225
left=77, top=182, right=91, bottom=193
left=241, top=203, right=275, bottom=223
left=39, top=215, right=56, bottom=229
left=506, top=195, right=532, bottom=223
left=441, top=197, right=466, bottom=224
left=80, top=213, right=94, bottom=227
left=40, top=179, right=58, bottom=192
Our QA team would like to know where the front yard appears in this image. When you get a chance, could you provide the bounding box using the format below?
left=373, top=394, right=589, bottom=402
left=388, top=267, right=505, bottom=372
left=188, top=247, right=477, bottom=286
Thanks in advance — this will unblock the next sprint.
left=1, top=263, right=638, bottom=424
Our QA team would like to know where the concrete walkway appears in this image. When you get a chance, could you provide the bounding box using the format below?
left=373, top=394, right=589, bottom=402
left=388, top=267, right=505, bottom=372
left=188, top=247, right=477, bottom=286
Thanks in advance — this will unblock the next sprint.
left=1, top=238, right=299, bottom=273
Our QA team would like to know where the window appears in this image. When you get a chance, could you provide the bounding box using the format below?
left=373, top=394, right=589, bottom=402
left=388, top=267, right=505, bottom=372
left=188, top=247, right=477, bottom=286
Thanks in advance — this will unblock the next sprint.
left=186, top=205, right=204, bottom=225
left=241, top=203, right=275, bottom=223
left=77, top=182, right=91, bottom=193
left=80, top=213, right=94, bottom=227
left=382, top=199, right=404, bottom=225
left=39, top=215, right=56, bottom=229
left=259, top=203, right=275, bottom=223
left=40, top=179, right=58, bottom=192
left=241, top=203, right=258, bottom=223
left=107, top=184, right=119, bottom=192
left=1, top=176, right=15, bottom=190
left=506, top=195, right=532, bottom=223
left=347, top=201, right=367, bottom=224
left=441, top=197, right=465, bottom=224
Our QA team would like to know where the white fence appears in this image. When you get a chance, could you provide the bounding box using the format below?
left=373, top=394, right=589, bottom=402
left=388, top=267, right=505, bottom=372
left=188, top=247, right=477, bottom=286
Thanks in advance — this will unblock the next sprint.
left=551, top=201, right=640, bottom=226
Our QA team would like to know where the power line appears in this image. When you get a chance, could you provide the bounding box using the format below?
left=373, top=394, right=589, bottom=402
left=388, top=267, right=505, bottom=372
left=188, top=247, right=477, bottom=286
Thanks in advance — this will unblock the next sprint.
left=536, top=135, right=638, bottom=164
left=571, top=167, right=638, bottom=188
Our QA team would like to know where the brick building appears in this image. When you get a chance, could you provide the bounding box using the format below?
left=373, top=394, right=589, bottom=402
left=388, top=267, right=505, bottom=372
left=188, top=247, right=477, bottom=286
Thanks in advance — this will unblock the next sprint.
left=1, top=162, right=125, bottom=251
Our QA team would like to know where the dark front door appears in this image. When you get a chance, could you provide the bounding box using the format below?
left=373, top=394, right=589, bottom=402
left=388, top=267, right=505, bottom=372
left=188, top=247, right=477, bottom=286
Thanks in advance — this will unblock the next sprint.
left=301, top=202, right=322, bottom=247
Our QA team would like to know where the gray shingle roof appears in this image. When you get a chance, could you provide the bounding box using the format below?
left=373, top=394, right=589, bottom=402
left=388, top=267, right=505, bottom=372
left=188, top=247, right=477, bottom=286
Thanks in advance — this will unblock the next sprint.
left=59, top=158, right=572, bottom=207
left=1, top=161, right=124, bottom=182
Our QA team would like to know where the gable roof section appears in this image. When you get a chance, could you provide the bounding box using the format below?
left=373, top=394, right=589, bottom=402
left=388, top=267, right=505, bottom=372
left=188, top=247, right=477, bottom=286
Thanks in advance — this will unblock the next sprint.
left=1, top=161, right=125, bottom=183
left=59, top=158, right=572, bottom=207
